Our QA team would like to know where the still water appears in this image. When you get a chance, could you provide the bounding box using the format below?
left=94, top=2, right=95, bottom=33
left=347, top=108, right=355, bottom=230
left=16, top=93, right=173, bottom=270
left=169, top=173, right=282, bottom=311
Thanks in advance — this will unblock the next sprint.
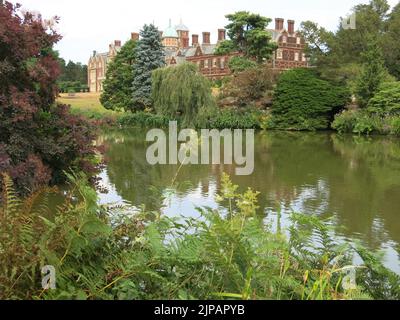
left=97, top=128, right=400, bottom=273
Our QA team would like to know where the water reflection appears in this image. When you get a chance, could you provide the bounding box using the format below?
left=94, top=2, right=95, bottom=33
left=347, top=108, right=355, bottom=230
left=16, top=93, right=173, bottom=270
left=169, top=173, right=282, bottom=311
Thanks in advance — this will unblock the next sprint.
left=99, top=128, right=400, bottom=272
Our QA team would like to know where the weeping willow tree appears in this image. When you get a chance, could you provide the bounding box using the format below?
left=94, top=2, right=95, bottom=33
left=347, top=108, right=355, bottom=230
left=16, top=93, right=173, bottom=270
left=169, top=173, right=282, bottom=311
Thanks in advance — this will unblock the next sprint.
left=152, top=63, right=216, bottom=126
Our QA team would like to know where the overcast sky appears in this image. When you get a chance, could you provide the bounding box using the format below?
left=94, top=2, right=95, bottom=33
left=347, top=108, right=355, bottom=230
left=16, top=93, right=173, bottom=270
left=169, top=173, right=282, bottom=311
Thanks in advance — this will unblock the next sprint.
left=13, top=0, right=399, bottom=64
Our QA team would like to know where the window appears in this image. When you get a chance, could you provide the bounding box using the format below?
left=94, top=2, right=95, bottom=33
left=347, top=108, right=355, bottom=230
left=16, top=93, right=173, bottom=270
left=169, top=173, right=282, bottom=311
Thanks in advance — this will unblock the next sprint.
left=277, top=49, right=283, bottom=60
left=302, top=53, right=307, bottom=62
left=221, top=58, right=225, bottom=69
left=282, top=36, right=287, bottom=43
left=295, top=52, right=299, bottom=61
left=296, top=37, right=301, bottom=45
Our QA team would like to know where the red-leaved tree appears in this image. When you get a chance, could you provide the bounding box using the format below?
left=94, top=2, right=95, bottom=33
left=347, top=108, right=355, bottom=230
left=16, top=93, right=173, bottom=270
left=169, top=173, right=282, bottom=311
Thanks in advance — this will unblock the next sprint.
left=0, top=2, right=99, bottom=194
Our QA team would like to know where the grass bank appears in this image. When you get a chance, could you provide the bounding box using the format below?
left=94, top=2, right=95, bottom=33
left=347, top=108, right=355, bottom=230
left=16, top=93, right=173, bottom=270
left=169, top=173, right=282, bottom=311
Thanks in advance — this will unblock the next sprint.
left=57, top=92, right=119, bottom=121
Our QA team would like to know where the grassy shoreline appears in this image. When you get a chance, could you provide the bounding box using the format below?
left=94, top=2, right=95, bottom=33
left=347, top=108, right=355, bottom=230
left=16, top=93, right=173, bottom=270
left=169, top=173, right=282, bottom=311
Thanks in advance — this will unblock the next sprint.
left=58, top=93, right=400, bottom=136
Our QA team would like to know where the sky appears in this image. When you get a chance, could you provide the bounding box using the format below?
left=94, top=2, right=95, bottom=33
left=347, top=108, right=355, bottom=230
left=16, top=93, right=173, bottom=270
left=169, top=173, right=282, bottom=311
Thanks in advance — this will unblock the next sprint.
left=12, top=0, right=400, bottom=64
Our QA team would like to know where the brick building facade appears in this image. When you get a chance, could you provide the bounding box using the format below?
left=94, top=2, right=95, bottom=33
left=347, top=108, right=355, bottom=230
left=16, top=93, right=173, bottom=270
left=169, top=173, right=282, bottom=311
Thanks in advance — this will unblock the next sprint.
left=88, top=18, right=308, bottom=91
left=163, top=18, right=308, bottom=80
left=268, top=18, right=308, bottom=70
left=87, top=40, right=122, bottom=92
left=164, top=26, right=240, bottom=79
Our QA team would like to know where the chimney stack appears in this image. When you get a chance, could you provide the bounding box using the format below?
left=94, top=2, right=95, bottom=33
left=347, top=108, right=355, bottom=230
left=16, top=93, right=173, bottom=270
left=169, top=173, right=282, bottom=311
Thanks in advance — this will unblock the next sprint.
left=275, top=18, right=284, bottom=31
left=93, top=50, right=97, bottom=57
left=218, top=29, right=226, bottom=42
left=182, top=38, right=189, bottom=48
left=114, top=40, right=122, bottom=47
left=288, top=20, right=295, bottom=34
left=202, top=32, right=210, bottom=44
left=192, top=34, right=199, bottom=46
left=131, top=32, right=139, bottom=41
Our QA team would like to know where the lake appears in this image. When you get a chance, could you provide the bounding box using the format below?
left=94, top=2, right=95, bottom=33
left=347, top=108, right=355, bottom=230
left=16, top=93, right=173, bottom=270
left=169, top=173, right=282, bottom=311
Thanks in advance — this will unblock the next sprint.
left=96, top=128, right=400, bottom=273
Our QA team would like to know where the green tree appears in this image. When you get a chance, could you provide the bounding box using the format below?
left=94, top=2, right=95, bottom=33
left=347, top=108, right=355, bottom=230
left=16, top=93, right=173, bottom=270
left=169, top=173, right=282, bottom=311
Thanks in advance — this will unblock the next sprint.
left=152, top=63, right=216, bottom=126
left=299, top=21, right=336, bottom=69
left=100, top=39, right=137, bottom=111
left=334, top=0, right=389, bottom=64
left=382, top=3, right=400, bottom=79
left=300, top=0, right=393, bottom=85
left=132, top=24, right=165, bottom=111
left=355, top=39, right=388, bottom=107
left=58, top=59, right=87, bottom=84
left=271, top=69, right=350, bottom=130
left=216, top=11, right=277, bottom=63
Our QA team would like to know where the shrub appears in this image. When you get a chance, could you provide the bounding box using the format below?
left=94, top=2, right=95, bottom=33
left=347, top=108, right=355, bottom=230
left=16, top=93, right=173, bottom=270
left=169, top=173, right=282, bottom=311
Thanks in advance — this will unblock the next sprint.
left=220, top=66, right=275, bottom=107
left=332, top=110, right=400, bottom=136
left=117, top=111, right=170, bottom=128
left=271, top=69, right=351, bottom=130
left=199, top=108, right=262, bottom=129
left=331, top=110, right=359, bottom=134
left=227, top=56, right=257, bottom=73
left=390, top=117, right=400, bottom=135
left=152, top=63, right=216, bottom=126
left=353, top=114, right=377, bottom=135
left=367, top=82, right=400, bottom=116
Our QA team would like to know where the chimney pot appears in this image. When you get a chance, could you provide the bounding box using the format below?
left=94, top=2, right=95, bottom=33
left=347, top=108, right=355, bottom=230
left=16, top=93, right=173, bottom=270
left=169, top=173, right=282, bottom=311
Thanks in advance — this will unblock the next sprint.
left=202, top=32, right=210, bottom=44
left=192, top=34, right=199, bottom=46
left=288, top=20, right=295, bottom=34
left=218, top=28, right=226, bottom=42
left=275, top=18, right=284, bottom=31
left=114, top=40, right=121, bottom=47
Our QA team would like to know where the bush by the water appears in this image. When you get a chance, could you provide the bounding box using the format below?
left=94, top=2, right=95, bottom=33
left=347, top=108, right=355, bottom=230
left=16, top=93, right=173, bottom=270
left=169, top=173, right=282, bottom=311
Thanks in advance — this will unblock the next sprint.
left=270, top=69, right=351, bottom=130
left=117, top=108, right=264, bottom=130
left=117, top=111, right=171, bottom=128
left=333, top=82, right=400, bottom=135
left=196, top=107, right=263, bottom=129
left=367, top=82, right=400, bottom=116
left=1, top=173, right=399, bottom=300
left=332, top=110, right=400, bottom=135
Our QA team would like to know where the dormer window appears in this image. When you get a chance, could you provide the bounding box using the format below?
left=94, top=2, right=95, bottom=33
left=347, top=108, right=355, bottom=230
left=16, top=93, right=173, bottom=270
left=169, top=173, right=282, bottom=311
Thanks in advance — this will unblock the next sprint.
left=282, top=36, right=287, bottom=43
left=296, top=37, right=301, bottom=45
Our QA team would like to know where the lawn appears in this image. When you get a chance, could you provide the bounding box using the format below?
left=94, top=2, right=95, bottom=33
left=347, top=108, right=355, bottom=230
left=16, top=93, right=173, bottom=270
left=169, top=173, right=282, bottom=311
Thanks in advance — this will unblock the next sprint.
left=57, top=92, right=116, bottom=116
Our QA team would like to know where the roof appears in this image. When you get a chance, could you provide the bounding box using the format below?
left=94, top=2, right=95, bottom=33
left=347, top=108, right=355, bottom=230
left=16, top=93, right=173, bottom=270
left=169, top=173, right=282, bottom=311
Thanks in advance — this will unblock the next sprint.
left=175, top=19, right=189, bottom=31
left=266, top=28, right=283, bottom=42
left=163, top=19, right=178, bottom=38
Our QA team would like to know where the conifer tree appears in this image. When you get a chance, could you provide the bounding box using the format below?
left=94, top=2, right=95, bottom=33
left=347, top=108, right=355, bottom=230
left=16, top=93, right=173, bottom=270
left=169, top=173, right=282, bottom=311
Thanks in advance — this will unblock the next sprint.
left=100, top=39, right=137, bottom=111
left=132, top=24, right=165, bottom=111
left=356, top=39, right=388, bottom=108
